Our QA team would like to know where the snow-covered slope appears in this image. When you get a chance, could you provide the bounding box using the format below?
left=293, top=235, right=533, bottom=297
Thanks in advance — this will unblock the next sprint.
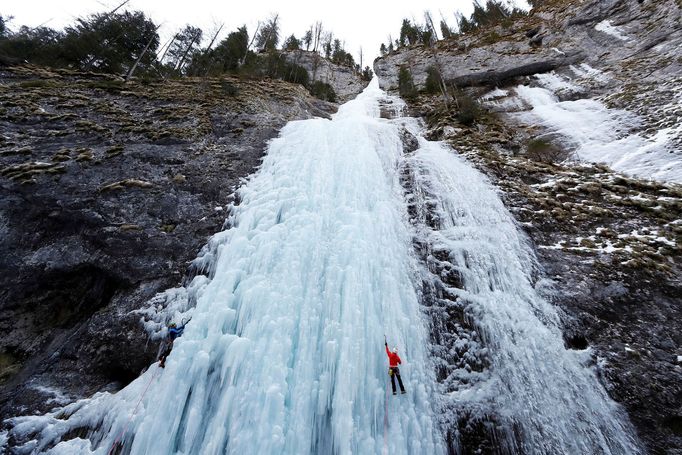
left=484, top=70, right=682, bottom=183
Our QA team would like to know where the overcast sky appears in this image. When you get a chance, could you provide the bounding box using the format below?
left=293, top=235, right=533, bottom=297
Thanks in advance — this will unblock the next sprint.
left=4, top=0, right=528, bottom=63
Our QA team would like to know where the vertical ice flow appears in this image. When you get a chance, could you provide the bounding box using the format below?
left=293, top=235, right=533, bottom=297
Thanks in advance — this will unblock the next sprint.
left=11, top=78, right=643, bottom=455
left=404, top=132, right=642, bottom=454
left=42, top=79, right=444, bottom=455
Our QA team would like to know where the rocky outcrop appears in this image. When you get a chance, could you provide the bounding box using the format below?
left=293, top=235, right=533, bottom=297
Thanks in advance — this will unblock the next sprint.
left=282, top=50, right=368, bottom=102
left=374, top=0, right=682, bottom=95
left=0, top=65, right=335, bottom=420
left=374, top=38, right=584, bottom=91
left=375, top=0, right=682, bottom=453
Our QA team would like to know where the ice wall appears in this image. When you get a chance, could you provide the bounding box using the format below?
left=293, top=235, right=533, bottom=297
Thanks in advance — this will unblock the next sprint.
left=402, top=128, right=642, bottom=454
left=6, top=78, right=643, bottom=455
left=10, top=79, right=443, bottom=455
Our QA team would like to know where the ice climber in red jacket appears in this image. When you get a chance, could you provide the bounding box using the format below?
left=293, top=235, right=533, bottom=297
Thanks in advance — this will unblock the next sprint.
left=385, top=338, right=406, bottom=395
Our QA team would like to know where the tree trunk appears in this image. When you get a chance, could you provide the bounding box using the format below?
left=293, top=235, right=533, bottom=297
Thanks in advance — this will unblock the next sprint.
left=126, top=25, right=160, bottom=81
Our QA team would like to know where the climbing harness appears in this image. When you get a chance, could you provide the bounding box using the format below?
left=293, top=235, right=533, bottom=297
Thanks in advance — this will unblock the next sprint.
left=107, top=367, right=160, bottom=455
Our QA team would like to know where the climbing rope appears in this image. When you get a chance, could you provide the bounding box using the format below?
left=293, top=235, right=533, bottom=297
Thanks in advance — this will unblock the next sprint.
left=383, top=373, right=389, bottom=455
left=107, top=367, right=160, bottom=455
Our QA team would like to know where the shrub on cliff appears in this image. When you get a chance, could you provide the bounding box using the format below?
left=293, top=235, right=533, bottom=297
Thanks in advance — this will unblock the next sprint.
left=398, top=66, right=417, bottom=100
left=424, top=66, right=443, bottom=94
left=454, top=92, right=482, bottom=126
left=309, top=81, right=336, bottom=102
left=242, top=52, right=309, bottom=86
left=526, top=138, right=566, bottom=163
left=283, top=34, right=301, bottom=51
left=456, top=0, right=527, bottom=35
left=361, top=66, right=373, bottom=82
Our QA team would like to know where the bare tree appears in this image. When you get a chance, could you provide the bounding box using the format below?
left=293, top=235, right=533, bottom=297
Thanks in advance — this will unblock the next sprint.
left=424, top=11, right=439, bottom=42
left=312, top=22, right=323, bottom=53
left=255, top=14, right=280, bottom=51
left=240, top=22, right=260, bottom=66
left=107, top=0, right=131, bottom=17
left=157, top=34, right=176, bottom=64
left=126, top=22, right=162, bottom=80
left=204, top=23, right=224, bottom=53
left=173, top=26, right=203, bottom=72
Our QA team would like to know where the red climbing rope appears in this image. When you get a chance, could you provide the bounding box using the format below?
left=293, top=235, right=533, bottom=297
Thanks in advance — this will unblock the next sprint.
left=107, top=367, right=159, bottom=455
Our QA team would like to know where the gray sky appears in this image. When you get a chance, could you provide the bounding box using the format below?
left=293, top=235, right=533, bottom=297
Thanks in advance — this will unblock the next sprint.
left=4, top=0, right=528, bottom=63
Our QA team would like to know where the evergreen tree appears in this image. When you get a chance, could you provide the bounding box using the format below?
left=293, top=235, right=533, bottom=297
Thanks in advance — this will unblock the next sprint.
left=421, top=29, right=434, bottom=47
left=398, top=66, right=417, bottom=99
left=213, top=26, right=249, bottom=72
left=0, top=25, right=63, bottom=66
left=283, top=34, right=301, bottom=50
left=303, top=29, right=312, bottom=50
left=165, top=25, right=202, bottom=72
left=424, top=65, right=443, bottom=94
left=456, top=0, right=525, bottom=34
left=399, top=19, right=419, bottom=47
left=361, top=66, right=373, bottom=81
left=456, top=13, right=476, bottom=34
left=379, top=43, right=387, bottom=55
left=440, top=20, right=452, bottom=39
left=60, top=10, right=159, bottom=73
left=255, top=15, right=279, bottom=51
left=0, top=14, right=9, bottom=38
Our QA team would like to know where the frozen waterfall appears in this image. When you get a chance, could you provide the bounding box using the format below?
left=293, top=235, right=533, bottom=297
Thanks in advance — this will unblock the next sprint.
left=6, top=79, right=641, bottom=455
left=401, top=130, right=642, bottom=454
left=10, top=79, right=443, bottom=455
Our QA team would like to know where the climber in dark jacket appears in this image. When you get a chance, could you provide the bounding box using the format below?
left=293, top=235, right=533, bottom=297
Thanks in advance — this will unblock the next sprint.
left=385, top=339, right=406, bottom=395
left=158, top=321, right=188, bottom=368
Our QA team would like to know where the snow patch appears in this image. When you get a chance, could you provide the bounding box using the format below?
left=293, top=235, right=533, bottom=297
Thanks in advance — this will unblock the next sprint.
left=514, top=84, right=682, bottom=183
left=480, top=88, right=509, bottom=100
left=30, top=385, right=72, bottom=405
left=595, top=20, right=630, bottom=41
left=569, top=64, right=611, bottom=84
left=535, top=72, right=581, bottom=94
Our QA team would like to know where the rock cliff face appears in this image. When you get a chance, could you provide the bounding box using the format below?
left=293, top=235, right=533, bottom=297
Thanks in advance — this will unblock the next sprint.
left=0, top=65, right=335, bottom=420
left=283, top=50, right=369, bottom=102
left=375, top=0, right=681, bottom=453
left=375, top=0, right=681, bottom=93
